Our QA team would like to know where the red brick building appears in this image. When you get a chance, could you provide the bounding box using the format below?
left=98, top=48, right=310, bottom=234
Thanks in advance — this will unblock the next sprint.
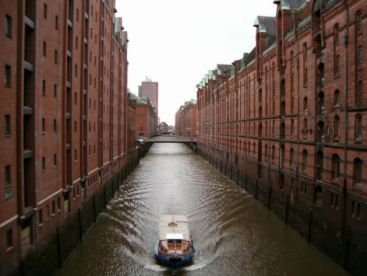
left=158, top=122, right=169, bottom=134
left=126, top=92, right=139, bottom=171
left=0, top=0, right=129, bottom=274
left=175, top=100, right=198, bottom=140
left=127, top=92, right=137, bottom=150
left=135, top=97, right=158, bottom=138
left=197, top=1, right=367, bottom=274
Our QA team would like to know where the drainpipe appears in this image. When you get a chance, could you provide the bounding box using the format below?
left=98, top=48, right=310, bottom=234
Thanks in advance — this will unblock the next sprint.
left=342, top=0, right=350, bottom=269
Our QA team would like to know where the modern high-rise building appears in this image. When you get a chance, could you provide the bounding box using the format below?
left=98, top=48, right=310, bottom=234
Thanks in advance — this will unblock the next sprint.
left=0, top=0, right=132, bottom=274
left=138, top=77, right=159, bottom=114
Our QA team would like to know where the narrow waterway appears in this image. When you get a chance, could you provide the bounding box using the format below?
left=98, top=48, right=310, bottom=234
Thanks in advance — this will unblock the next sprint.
left=57, top=143, right=348, bottom=276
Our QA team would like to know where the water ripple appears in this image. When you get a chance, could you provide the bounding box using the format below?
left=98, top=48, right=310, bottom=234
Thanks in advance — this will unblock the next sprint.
left=58, top=143, right=349, bottom=276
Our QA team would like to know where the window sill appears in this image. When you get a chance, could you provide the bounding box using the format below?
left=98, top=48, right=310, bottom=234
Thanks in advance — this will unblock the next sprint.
left=4, top=191, right=13, bottom=200
left=351, top=215, right=361, bottom=221
left=6, top=246, right=13, bottom=253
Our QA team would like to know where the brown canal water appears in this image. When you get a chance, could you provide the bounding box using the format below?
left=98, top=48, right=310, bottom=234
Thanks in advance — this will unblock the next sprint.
left=57, top=143, right=348, bottom=276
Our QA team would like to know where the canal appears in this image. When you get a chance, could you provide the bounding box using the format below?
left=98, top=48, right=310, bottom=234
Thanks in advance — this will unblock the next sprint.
left=57, top=143, right=348, bottom=275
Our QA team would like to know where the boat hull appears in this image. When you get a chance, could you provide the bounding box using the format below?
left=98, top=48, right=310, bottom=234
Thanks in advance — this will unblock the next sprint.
left=155, top=251, right=194, bottom=268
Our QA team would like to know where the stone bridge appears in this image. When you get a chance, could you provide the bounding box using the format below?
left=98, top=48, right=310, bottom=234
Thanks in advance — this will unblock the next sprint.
left=145, top=135, right=196, bottom=144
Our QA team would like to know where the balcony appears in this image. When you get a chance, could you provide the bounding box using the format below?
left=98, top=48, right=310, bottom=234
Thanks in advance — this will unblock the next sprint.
left=23, top=149, right=33, bottom=159
left=23, top=106, right=33, bottom=115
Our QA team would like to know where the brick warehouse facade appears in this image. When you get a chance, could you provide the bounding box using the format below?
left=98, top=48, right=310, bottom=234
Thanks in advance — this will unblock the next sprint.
left=197, top=0, right=367, bottom=274
left=175, top=99, right=198, bottom=140
left=135, top=97, right=158, bottom=139
left=0, top=0, right=136, bottom=274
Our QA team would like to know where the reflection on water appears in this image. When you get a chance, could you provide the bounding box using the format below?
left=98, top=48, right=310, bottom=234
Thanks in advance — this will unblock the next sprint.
left=58, top=144, right=348, bottom=276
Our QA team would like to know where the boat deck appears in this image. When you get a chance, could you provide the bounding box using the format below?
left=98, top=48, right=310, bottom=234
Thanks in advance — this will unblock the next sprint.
left=159, top=215, right=191, bottom=241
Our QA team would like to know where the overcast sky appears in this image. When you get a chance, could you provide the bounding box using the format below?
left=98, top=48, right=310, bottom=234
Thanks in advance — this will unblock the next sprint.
left=116, top=0, right=276, bottom=125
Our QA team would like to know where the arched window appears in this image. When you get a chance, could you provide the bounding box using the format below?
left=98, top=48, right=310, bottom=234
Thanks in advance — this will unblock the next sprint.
left=356, top=11, right=363, bottom=36
left=303, top=118, right=308, bottom=138
left=318, top=92, right=325, bottom=113
left=358, top=45, right=363, bottom=66
left=334, top=116, right=340, bottom=140
left=334, top=89, right=340, bottom=106
left=272, top=145, right=276, bottom=163
left=280, top=123, right=285, bottom=139
left=318, top=63, right=325, bottom=84
left=265, top=144, right=268, bottom=161
left=316, top=151, right=323, bottom=179
left=332, top=154, right=340, bottom=180
left=334, top=24, right=339, bottom=45
left=303, top=43, right=308, bottom=60
left=290, top=119, right=294, bottom=135
left=259, top=89, right=262, bottom=105
left=317, top=121, right=324, bottom=142
left=280, top=101, right=285, bottom=117
left=353, top=158, right=363, bottom=185
left=302, top=150, right=308, bottom=172
left=303, top=97, right=308, bottom=111
left=315, top=185, right=323, bottom=205
left=280, top=79, right=285, bottom=98
left=280, top=174, right=284, bottom=189
left=290, top=148, right=294, bottom=166
left=356, top=80, right=363, bottom=106
left=259, top=123, right=262, bottom=137
left=303, top=43, right=308, bottom=86
left=355, top=114, right=362, bottom=142
left=334, top=54, right=340, bottom=76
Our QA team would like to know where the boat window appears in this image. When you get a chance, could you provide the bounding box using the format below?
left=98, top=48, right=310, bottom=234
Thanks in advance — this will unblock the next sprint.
left=168, top=239, right=182, bottom=244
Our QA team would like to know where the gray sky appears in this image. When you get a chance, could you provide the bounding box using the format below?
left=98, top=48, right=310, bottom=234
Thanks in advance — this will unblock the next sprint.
left=117, top=0, right=276, bottom=125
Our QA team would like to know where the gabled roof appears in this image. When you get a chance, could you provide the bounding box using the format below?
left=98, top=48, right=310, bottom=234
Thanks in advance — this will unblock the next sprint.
left=253, top=16, right=276, bottom=36
left=244, top=47, right=256, bottom=66
left=277, top=0, right=309, bottom=11
left=128, top=92, right=138, bottom=101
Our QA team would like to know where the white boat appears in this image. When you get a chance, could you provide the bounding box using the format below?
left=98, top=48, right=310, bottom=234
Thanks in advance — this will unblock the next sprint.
left=154, top=215, right=195, bottom=267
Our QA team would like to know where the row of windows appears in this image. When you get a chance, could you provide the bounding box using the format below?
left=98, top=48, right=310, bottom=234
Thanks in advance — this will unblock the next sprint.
left=3, top=114, right=120, bottom=138
left=41, top=80, right=59, bottom=98
left=42, top=3, right=59, bottom=29
left=4, top=15, right=12, bottom=38
left=300, top=185, right=362, bottom=219
left=38, top=197, right=61, bottom=225
left=41, top=155, right=58, bottom=170
left=41, top=118, right=58, bottom=133
left=210, top=112, right=363, bottom=143
left=42, top=42, right=59, bottom=64
left=301, top=113, right=363, bottom=142
left=252, top=143, right=363, bottom=184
